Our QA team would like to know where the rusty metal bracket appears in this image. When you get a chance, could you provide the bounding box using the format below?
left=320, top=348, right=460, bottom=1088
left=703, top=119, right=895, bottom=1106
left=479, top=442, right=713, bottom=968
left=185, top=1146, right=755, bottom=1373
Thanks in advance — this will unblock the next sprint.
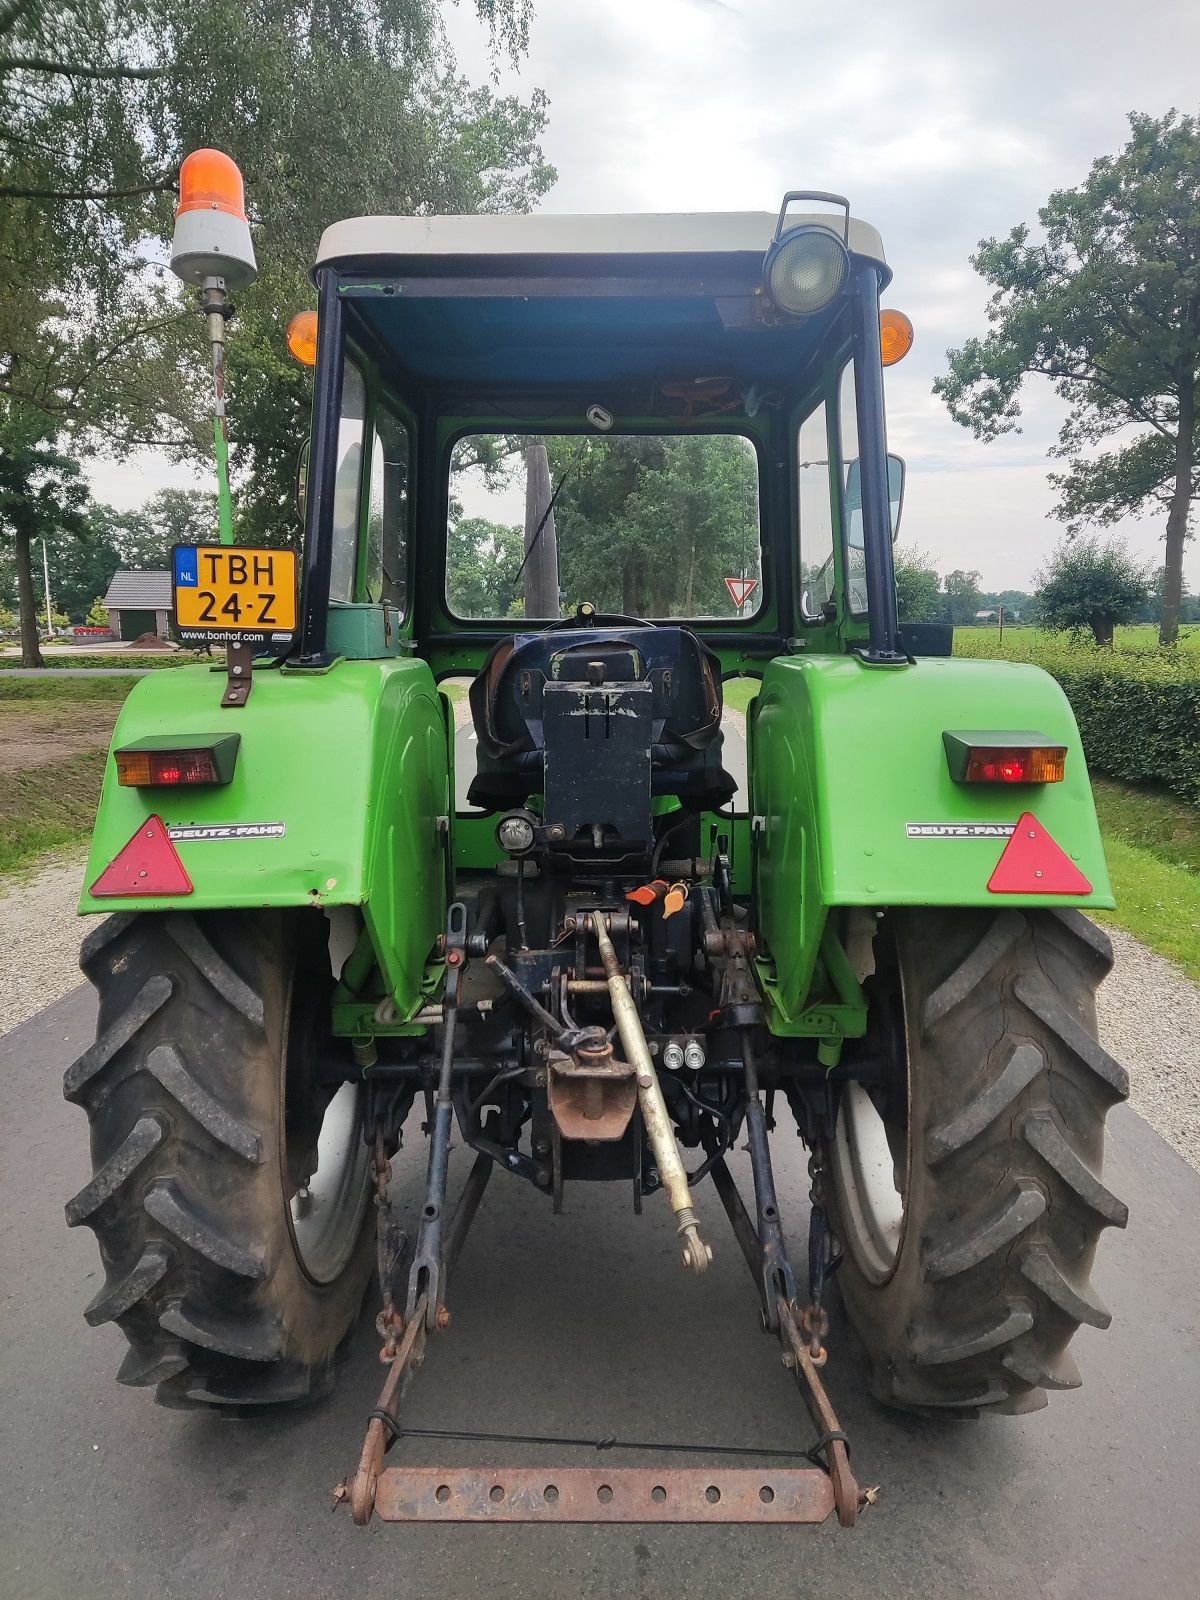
left=406, top=902, right=468, bottom=1329
left=374, top=1466, right=834, bottom=1523
left=709, top=1155, right=864, bottom=1527
left=221, top=641, right=254, bottom=707
left=337, top=1151, right=493, bottom=1525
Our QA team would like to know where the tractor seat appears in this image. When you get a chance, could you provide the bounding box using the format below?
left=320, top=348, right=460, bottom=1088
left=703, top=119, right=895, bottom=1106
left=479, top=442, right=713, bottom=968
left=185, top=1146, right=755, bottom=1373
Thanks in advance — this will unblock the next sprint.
left=467, top=624, right=737, bottom=812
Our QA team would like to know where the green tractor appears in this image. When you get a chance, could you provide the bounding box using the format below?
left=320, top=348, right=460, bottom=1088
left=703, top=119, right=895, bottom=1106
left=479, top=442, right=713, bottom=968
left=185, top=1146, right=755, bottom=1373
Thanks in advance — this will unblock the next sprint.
left=65, top=158, right=1128, bottom=1528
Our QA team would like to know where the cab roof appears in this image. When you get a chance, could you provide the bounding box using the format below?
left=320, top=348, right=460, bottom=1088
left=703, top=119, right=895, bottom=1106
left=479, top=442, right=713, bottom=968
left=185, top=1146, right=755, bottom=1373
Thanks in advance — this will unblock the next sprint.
left=317, top=210, right=889, bottom=395
left=316, top=210, right=886, bottom=268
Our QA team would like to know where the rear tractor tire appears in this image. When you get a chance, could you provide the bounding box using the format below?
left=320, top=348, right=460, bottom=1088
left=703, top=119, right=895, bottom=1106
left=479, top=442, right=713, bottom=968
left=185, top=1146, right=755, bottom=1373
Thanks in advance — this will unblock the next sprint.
left=64, top=909, right=374, bottom=1411
left=824, top=908, right=1129, bottom=1417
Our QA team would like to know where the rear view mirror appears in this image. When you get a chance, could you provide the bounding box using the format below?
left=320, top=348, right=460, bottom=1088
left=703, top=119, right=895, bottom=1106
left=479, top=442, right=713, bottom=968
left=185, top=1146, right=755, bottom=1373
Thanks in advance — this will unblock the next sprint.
left=844, top=454, right=905, bottom=546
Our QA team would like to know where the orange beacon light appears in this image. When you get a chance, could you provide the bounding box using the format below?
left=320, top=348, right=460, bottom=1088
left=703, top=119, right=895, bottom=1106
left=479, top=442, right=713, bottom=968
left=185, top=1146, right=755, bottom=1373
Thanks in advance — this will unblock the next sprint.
left=170, top=148, right=257, bottom=290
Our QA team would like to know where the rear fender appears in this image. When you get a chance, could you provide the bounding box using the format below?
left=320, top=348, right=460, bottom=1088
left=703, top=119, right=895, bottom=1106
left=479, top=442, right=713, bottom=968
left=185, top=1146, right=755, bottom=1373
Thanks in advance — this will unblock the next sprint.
left=751, top=654, right=1112, bottom=1026
left=79, top=659, right=449, bottom=1017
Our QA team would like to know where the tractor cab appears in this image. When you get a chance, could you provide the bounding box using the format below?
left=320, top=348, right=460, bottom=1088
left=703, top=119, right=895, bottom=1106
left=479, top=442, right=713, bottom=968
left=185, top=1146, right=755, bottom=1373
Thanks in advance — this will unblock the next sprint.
left=299, top=201, right=909, bottom=679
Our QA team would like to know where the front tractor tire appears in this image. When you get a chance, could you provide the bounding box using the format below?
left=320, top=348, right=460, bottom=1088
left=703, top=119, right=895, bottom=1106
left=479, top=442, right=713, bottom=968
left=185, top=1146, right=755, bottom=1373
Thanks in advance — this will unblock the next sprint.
left=825, top=908, right=1129, bottom=1417
left=64, top=909, right=374, bottom=1411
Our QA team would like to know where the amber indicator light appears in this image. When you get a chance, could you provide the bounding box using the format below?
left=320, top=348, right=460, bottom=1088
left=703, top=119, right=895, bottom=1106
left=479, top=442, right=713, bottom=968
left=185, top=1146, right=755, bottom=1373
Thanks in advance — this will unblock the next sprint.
left=879, top=308, right=914, bottom=366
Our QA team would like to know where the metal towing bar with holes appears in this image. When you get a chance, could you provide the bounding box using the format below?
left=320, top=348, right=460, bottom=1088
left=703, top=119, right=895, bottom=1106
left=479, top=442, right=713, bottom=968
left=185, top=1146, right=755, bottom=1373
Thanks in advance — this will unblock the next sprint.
left=335, top=912, right=869, bottom=1527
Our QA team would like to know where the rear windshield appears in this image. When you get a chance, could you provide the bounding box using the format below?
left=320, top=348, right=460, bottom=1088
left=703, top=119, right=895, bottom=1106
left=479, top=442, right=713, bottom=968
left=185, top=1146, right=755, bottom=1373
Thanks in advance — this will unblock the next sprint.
left=446, top=431, right=763, bottom=621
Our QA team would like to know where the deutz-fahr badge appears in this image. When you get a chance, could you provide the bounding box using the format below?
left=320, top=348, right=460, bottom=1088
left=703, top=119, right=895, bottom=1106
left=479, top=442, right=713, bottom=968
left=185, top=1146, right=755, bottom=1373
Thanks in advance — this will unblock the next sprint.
left=173, top=543, right=298, bottom=652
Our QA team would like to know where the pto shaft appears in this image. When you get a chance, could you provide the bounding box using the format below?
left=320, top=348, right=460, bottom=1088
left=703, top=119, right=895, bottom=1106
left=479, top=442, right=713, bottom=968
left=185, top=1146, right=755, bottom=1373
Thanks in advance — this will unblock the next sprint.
left=590, top=915, right=712, bottom=1274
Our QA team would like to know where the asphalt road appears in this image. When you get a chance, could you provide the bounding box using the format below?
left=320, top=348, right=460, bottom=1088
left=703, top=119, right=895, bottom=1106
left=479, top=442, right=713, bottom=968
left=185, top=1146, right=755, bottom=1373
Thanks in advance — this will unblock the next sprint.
left=3, top=984, right=1198, bottom=1600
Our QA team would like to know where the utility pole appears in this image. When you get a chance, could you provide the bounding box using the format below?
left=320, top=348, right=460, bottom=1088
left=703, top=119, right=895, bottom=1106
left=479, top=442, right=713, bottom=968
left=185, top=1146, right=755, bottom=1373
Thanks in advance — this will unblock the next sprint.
left=523, top=441, right=561, bottom=619
left=41, top=537, right=54, bottom=636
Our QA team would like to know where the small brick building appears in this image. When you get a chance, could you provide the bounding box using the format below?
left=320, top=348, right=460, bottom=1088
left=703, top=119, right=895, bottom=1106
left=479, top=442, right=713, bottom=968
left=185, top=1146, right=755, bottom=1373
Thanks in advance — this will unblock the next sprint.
left=101, top=571, right=173, bottom=642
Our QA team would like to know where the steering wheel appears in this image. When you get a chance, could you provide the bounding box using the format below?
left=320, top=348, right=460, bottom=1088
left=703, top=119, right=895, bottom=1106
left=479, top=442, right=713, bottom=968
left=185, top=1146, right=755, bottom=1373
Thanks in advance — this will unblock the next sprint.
left=542, top=602, right=656, bottom=631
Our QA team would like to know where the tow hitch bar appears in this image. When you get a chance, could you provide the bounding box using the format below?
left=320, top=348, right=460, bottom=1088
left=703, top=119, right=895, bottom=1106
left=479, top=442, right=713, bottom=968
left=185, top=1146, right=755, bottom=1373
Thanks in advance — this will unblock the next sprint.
left=337, top=1156, right=868, bottom=1525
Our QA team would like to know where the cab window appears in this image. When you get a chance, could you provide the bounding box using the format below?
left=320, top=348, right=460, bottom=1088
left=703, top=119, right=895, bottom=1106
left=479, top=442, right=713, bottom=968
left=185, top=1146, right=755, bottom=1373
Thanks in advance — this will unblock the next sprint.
left=329, top=360, right=366, bottom=602
left=364, top=405, right=409, bottom=610
left=445, top=431, right=763, bottom=621
left=838, top=361, right=868, bottom=616
left=797, top=399, right=835, bottom=621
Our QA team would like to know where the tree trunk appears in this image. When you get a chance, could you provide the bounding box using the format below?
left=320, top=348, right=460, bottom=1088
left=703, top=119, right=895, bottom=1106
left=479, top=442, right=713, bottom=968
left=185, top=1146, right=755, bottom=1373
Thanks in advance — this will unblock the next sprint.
left=1089, top=613, right=1114, bottom=648
left=14, top=527, right=45, bottom=668
left=1160, top=384, right=1194, bottom=647
left=523, top=443, right=560, bottom=620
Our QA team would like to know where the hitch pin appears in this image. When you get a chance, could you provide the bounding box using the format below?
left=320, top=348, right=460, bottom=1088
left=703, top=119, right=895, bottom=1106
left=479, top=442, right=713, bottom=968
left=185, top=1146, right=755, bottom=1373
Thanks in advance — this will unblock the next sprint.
left=590, top=914, right=712, bottom=1274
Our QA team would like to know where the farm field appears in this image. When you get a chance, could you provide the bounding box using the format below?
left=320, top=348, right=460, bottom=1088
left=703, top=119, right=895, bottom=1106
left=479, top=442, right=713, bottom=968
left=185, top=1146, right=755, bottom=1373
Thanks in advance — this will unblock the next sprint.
left=953, top=622, right=1200, bottom=659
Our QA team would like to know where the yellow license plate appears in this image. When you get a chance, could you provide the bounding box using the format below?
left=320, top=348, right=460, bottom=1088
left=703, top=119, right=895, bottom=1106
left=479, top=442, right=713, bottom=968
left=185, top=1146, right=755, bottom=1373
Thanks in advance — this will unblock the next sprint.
left=173, top=544, right=298, bottom=649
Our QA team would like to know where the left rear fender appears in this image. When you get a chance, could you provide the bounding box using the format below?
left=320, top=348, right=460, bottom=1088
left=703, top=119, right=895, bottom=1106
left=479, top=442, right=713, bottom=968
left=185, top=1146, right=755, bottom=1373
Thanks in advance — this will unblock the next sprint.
left=79, top=658, right=449, bottom=1015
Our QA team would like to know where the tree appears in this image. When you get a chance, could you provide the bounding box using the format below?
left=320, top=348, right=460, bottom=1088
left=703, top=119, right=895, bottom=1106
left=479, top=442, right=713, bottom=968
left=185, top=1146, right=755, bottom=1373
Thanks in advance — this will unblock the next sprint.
left=447, top=517, right=525, bottom=617
left=548, top=434, right=760, bottom=617
left=942, top=568, right=983, bottom=626
left=1034, top=534, right=1152, bottom=646
left=105, top=488, right=219, bottom=570
left=1, top=0, right=555, bottom=607
left=893, top=545, right=943, bottom=621
left=44, top=517, right=120, bottom=621
left=0, top=410, right=90, bottom=664
left=936, top=110, right=1200, bottom=645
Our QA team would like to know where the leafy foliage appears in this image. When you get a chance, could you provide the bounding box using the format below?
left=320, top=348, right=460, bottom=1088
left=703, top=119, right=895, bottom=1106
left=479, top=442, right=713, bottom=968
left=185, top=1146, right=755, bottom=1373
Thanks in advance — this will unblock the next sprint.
left=941, top=568, right=983, bottom=626
left=1034, top=534, right=1153, bottom=646
left=893, top=545, right=943, bottom=621
left=0, top=413, right=90, bottom=662
left=936, top=110, right=1200, bottom=644
left=0, top=0, right=553, bottom=657
left=954, top=625, right=1200, bottom=801
left=549, top=434, right=762, bottom=618
left=0, top=0, right=554, bottom=473
left=447, top=516, right=524, bottom=617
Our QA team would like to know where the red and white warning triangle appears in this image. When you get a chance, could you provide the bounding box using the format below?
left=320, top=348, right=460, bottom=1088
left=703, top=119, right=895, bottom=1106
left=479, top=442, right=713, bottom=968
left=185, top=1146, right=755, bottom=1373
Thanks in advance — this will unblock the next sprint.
left=90, top=814, right=193, bottom=898
left=724, top=576, right=758, bottom=608
left=988, top=811, right=1092, bottom=895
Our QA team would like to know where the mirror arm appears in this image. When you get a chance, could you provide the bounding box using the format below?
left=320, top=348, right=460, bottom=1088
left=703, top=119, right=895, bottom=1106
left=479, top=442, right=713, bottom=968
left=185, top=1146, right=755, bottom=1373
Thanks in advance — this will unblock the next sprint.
left=295, top=267, right=344, bottom=664
left=851, top=264, right=905, bottom=663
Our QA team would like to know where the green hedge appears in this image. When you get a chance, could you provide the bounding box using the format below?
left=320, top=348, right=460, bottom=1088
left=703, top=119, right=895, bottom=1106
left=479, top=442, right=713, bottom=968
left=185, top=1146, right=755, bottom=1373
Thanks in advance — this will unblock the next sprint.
left=955, top=633, right=1200, bottom=802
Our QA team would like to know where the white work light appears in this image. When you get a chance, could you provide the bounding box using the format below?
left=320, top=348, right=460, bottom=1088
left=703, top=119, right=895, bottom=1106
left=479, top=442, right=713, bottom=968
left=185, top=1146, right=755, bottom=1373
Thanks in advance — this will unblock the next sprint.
left=764, top=225, right=849, bottom=317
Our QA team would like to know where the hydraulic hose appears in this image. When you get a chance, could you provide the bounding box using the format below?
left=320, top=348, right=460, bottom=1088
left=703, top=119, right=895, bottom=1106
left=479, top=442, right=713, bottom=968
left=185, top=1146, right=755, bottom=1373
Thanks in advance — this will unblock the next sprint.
left=590, top=914, right=712, bottom=1274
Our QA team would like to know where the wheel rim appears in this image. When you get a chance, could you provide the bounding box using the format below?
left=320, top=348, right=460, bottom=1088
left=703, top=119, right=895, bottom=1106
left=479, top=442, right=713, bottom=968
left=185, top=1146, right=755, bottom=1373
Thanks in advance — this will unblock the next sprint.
left=288, top=1082, right=371, bottom=1284
left=831, top=1083, right=907, bottom=1283
left=280, top=932, right=372, bottom=1287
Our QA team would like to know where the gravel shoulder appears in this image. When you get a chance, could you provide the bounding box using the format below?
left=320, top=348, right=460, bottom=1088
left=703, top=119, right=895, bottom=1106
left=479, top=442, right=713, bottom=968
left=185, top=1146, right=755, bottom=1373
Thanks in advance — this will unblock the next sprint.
left=3, top=841, right=1197, bottom=1172
left=0, top=850, right=90, bottom=1037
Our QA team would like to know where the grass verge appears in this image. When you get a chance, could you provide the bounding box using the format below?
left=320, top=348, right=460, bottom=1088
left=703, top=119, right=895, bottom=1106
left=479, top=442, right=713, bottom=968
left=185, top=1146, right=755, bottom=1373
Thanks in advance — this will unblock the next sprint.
left=1093, top=838, right=1200, bottom=984
left=1091, top=778, right=1200, bottom=875
left=0, top=676, right=136, bottom=708
left=0, top=749, right=109, bottom=879
left=0, top=652, right=197, bottom=670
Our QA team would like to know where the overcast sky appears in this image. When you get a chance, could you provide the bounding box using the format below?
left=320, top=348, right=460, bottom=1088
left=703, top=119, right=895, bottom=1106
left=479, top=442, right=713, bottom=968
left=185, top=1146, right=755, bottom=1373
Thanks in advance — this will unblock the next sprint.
left=93, top=0, right=1200, bottom=592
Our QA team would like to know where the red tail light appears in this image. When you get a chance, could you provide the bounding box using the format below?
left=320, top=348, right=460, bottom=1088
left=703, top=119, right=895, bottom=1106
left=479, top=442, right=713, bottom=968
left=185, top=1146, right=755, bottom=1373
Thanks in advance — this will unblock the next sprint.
left=115, top=734, right=239, bottom=788
left=943, top=732, right=1066, bottom=785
